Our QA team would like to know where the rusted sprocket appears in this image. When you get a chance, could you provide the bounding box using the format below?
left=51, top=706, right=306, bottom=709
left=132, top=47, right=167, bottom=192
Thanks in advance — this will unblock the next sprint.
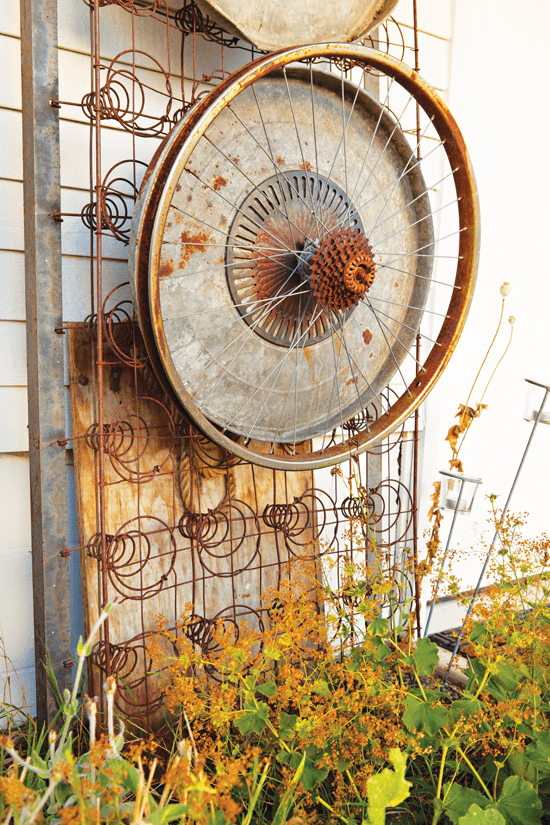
left=308, top=227, right=376, bottom=312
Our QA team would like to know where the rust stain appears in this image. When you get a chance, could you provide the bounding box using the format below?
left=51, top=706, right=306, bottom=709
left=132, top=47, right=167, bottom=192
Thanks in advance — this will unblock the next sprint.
left=369, top=352, right=374, bottom=359
left=187, top=194, right=192, bottom=202
left=394, top=281, right=398, bottom=287
left=233, top=157, right=239, bottom=164
left=158, top=261, right=174, bottom=278
left=179, top=230, right=211, bottom=268
left=220, top=215, right=227, bottom=226
left=212, top=175, right=228, bottom=190
left=362, top=328, right=373, bottom=345
left=300, top=160, right=313, bottom=172
left=276, top=156, right=285, bottom=165
left=176, top=184, right=181, bottom=193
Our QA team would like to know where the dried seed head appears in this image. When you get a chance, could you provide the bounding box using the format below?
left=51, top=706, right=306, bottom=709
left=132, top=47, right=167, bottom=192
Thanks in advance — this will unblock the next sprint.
left=104, top=675, right=117, bottom=695
left=500, top=281, right=511, bottom=297
left=508, top=315, right=516, bottom=325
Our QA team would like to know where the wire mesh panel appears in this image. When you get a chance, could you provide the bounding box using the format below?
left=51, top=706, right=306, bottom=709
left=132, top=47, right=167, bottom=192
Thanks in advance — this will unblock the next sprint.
left=56, top=0, right=431, bottom=729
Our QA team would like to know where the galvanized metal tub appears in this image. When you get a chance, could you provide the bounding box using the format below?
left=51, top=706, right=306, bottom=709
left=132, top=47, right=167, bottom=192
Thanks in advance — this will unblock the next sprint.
left=194, top=0, right=399, bottom=51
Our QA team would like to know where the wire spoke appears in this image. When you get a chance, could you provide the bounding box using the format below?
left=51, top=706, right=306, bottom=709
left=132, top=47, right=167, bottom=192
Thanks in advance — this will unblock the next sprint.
left=371, top=198, right=458, bottom=249
left=169, top=204, right=299, bottom=271
left=283, top=67, right=322, bottom=237
left=365, top=298, right=440, bottom=350
left=202, top=132, right=315, bottom=243
left=166, top=250, right=294, bottom=285
left=365, top=115, right=436, bottom=239
left=269, top=293, right=316, bottom=448
left=182, top=278, right=306, bottom=386
left=329, top=316, right=385, bottom=409
left=364, top=304, right=428, bottom=373
left=368, top=294, right=449, bottom=318
left=368, top=168, right=457, bottom=237
left=224, top=303, right=327, bottom=433
left=379, top=227, right=466, bottom=268
left=345, top=76, right=396, bottom=214
left=184, top=165, right=296, bottom=255
left=227, top=100, right=332, bottom=236
left=380, top=262, right=461, bottom=289
left=321, top=313, right=347, bottom=448
left=364, top=297, right=411, bottom=395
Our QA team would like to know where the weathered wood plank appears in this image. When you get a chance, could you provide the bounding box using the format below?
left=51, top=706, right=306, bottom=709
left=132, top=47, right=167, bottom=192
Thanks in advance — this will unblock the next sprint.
left=67, top=322, right=316, bottom=728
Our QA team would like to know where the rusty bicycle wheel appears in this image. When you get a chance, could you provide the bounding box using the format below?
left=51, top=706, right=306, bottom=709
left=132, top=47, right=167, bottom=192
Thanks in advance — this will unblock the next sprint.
left=130, top=44, right=479, bottom=471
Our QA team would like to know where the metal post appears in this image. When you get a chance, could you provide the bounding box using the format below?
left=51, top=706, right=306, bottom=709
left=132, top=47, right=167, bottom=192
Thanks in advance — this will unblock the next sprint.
left=20, top=0, right=71, bottom=723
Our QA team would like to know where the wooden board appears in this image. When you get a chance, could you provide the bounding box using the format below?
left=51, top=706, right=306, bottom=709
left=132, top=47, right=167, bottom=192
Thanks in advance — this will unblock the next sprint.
left=67, top=322, right=316, bottom=728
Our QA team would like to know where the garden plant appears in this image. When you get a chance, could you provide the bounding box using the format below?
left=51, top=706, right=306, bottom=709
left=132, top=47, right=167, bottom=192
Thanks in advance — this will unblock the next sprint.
left=2, top=473, right=550, bottom=825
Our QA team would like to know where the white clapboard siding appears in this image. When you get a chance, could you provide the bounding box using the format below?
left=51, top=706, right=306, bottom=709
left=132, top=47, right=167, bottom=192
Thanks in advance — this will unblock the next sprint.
left=0, top=321, right=26, bottom=386
left=0, top=4, right=19, bottom=37
left=0, top=453, right=34, bottom=697
left=0, top=179, right=23, bottom=252
left=62, top=256, right=133, bottom=323
left=0, top=387, right=29, bottom=451
left=0, top=251, right=25, bottom=321
left=0, top=108, right=23, bottom=182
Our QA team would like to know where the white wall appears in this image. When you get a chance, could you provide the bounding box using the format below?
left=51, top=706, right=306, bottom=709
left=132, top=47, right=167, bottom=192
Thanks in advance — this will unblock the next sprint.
left=418, top=0, right=550, bottom=631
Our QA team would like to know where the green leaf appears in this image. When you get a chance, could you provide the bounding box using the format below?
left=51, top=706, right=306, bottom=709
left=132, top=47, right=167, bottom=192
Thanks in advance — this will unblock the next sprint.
left=412, top=638, right=440, bottom=677
left=524, top=732, right=550, bottom=774
left=495, top=775, right=542, bottom=824
left=370, top=636, right=390, bottom=662
left=458, top=805, right=506, bottom=824
left=208, top=811, right=229, bottom=825
left=367, top=617, right=389, bottom=637
left=148, top=804, right=190, bottom=825
left=235, top=700, right=269, bottom=735
left=312, top=679, right=331, bottom=698
left=366, top=748, right=411, bottom=825
left=469, top=623, right=491, bottom=645
left=403, top=694, right=448, bottom=735
left=257, top=681, right=277, bottom=698
left=264, top=644, right=282, bottom=660
left=277, top=750, right=328, bottom=791
left=278, top=712, right=297, bottom=741
left=449, top=698, right=482, bottom=724
left=443, top=783, right=490, bottom=825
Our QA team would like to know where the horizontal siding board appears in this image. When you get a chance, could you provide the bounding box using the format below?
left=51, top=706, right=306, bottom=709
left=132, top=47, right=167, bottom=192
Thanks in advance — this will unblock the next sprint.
left=0, top=178, right=24, bottom=251
left=62, top=255, right=132, bottom=322
left=59, top=118, right=160, bottom=192
left=0, top=550, right=34, bottom=673
left=0, top=108, right=23, bottom=180
left=0, top=34, right=22, bottom=110
left=0, top=387, right=28, bottom=451
left=0, top=321, right=26, bottom=386
left=0, top=454, right=31, bottom=553
left=0, top=250, right=25, bottom=320
left=0, top=0, right=19, bottom=37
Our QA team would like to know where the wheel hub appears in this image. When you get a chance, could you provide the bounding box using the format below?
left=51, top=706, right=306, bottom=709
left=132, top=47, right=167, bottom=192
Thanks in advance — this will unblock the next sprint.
left=226, top=170, right=372, bottom=347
